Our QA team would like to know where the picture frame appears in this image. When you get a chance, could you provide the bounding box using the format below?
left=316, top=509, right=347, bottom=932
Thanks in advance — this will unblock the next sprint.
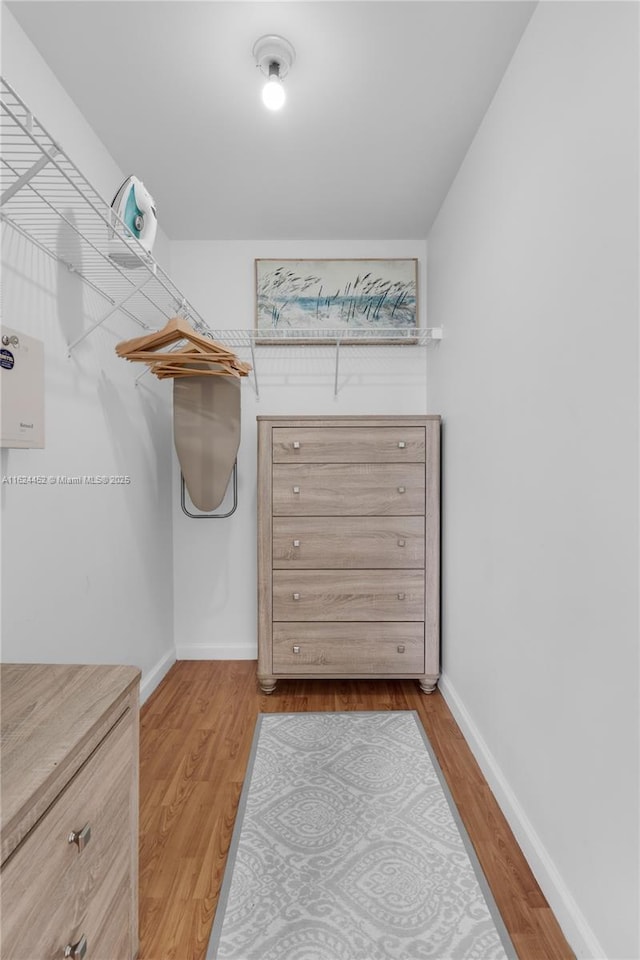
left=255, top=258, right=418, bottom=343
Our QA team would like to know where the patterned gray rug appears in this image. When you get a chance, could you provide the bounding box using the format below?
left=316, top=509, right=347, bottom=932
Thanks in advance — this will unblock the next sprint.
left=207, top=712, right=516, bottom=960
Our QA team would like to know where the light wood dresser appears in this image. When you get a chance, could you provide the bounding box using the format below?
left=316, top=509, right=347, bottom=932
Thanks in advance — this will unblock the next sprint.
left=257, top=415, right=440, bottom=694
left=0, top=663, right=140, bottom=960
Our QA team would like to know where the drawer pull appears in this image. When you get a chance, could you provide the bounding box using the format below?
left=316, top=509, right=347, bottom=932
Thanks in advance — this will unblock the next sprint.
left=68, top=824, right=91, bottom=851
left=292, top=486, right=300, bottom=494
left=292, top=592, right=300, bottom=600
left=397, top=645, right=406, bottom=654
left=398, top=441, right=406, bottom=449
left=397, top=539, right=406, bottom=547
left=292, top=441, right=301, bottom=449
left=397, top=592, right=406, bottom=600
left=293, top=539, right=301, bottom=548
left=397, top=486, right=406, bottom=494
left=293, top=645, right=301, bottom=654
left=64, top=935, right=87, bottom=959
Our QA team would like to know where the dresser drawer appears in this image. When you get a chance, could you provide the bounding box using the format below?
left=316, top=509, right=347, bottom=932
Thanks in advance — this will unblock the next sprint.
left=273, top=570, right=425, bottom=620
left=272, top=427, right=426, bottom=463
left=273, top=622, right=425, bottom=674
left=1, top=709, right=134, bottom=960
left=273, top=516, right=424, bottom=568
left=272, top=463, right=425, bottom=516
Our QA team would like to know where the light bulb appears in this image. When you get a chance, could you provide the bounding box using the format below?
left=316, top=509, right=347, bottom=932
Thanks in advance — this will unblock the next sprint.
left=262, top=76, right=285, bottom=111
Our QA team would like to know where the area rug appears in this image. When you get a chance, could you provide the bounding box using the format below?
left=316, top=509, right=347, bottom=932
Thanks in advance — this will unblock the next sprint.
left=207, top=712, right=516, bottom=959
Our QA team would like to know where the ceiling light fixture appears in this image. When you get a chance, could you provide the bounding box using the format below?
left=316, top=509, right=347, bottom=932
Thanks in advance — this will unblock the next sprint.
left=252, top=35, right=295, bottom=112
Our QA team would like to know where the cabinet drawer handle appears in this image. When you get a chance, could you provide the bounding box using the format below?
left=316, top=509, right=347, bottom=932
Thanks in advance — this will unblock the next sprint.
left=398, top=441, right=406, bottom=449
left=397, top=645, right=406, bottom=654
left=293, top=539, right=301, bottom=548
left=397, top=592, right=406, bottom=600
left=397, top=539, right=406, bottom=547
left=68, top=824, right=91, bottom=851
left=293, top=645, right=300, bottom=654
left=292, top=592, right=300, bottom=600
left=292, top=486, right=300, bottom=494
left=397, top=486, right=406, bottom=494
left=64, top=935, right=87, bottom=959
left=292, top=441, right=301, bottom=449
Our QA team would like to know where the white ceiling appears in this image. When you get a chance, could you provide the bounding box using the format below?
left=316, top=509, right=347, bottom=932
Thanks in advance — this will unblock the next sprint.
left=7, top=1, right=536, bottom=241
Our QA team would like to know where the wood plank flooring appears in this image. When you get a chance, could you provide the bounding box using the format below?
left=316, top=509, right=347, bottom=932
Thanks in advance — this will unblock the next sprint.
left=138, top=661, right=575, bottom=960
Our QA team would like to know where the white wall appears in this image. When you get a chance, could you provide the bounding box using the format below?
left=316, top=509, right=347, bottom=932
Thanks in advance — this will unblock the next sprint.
left=1, top=9, right=176, bottom=701
left=427, top=3, right=638, bottom=958
left=170, top=240, right=428, bottom=657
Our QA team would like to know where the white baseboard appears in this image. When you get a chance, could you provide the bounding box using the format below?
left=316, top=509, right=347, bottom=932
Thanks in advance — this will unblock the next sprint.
left=439, top=674, right=607, bottom=960
left=175, top=642, right=257, bottom=661
left=139, top=648, right=176, bottom=705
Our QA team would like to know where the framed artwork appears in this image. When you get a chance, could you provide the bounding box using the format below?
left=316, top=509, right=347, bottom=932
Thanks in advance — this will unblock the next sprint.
left=255, top=258, right=418, bottom=343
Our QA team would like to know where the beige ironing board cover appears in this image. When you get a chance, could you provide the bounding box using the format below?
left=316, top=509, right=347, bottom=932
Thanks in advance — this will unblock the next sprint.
left=173, top=375, right=241, bottom=512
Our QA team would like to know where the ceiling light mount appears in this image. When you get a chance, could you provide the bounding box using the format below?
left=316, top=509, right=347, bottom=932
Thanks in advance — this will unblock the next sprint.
left=253, top=35, right=295, bottom=81
left=253, top=35, right=295, bottom=111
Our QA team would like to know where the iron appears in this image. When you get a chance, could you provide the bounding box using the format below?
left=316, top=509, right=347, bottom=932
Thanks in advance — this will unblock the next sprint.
left=109, top=175, right=157, bottom=268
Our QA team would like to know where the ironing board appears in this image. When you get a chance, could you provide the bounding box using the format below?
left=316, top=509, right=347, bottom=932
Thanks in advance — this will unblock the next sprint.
left=173, top=374, right=241, bottom=513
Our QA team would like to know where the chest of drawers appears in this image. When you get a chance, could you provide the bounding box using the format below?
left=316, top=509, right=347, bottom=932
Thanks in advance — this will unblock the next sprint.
left=257, top=415, right=440, bottom=693
left=0, top=664, right=140, bottom=960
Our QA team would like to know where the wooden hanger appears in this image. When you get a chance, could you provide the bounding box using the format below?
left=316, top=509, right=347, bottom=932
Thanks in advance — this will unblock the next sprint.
left=148, top=348, right=247, bottom=379
left=115, top=316, right=251, bottom=379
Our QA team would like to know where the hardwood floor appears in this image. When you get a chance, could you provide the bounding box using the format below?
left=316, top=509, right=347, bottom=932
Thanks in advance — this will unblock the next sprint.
left=138, top=661, right=575, bottom=960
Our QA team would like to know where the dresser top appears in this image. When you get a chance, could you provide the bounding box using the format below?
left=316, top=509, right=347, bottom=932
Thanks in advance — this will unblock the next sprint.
left=1, top=663, right=140, bottom=862
left=257, top=415, right=441, bottom=422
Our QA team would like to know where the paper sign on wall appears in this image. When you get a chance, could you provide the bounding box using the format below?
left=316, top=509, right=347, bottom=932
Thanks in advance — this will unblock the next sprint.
left=0, top=327, right=45, bottom=448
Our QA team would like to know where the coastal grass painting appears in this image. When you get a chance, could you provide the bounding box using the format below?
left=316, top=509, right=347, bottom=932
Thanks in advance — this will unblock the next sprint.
left=255, top=259, right=418, bottom=342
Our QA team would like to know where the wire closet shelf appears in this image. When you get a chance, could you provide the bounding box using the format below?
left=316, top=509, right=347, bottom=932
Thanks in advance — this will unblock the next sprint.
left=0, top=75, right=210, bottom=351
left=0, top=75, right=441, bottom=393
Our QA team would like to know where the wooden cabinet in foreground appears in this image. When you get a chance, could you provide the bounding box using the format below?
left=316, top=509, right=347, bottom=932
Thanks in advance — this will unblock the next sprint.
left=257, top=415, right=441, bottom=694
left=0, top=663, right=140, bottom=960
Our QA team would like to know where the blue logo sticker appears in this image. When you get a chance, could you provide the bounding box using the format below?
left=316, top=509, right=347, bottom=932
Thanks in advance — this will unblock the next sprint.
left=0, top=349, right=14, bottom=370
